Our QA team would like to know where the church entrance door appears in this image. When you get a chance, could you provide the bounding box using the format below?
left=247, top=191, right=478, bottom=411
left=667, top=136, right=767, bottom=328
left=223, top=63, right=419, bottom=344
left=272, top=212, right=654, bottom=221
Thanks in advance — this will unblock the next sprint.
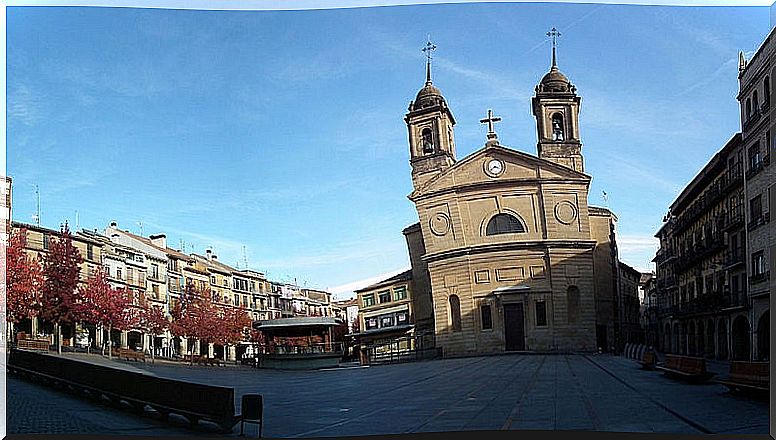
left=504, top=303, right=525, bottom=351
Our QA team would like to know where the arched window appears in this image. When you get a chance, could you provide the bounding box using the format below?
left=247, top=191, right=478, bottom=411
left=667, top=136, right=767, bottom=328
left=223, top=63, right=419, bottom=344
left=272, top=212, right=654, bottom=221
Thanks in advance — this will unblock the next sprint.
left=486, top=213, right=525, bottom=235
left=421, top=128, right=434, bottom=154
left=449, top=295, right=462, bottom=332
left=753, top=91, right=759, bottom=112
left=764, top=77, right=771, bottom=104
left=567, top=286, right=580, bottom=324
left=746, top=98, right=752, bottom=117
left=551, top=113, right=565, bottom=141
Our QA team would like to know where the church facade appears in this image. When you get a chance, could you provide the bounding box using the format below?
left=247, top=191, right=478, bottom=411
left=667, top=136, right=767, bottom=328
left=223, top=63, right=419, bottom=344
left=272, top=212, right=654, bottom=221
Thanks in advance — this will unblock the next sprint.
left=401, top=40, right=619, bottom=356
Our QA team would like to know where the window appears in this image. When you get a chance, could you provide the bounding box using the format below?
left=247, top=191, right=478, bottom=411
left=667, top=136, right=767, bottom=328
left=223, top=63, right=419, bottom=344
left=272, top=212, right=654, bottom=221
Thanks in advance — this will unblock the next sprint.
left=152, top=264, right=159, bottom=280
left=486, top=213, right=525, bottom=235
left=551, top=112, right=565, bottom=141
left=43, top=234, right=50, bottom=250
left=449, top=295, right=462, bottom=332
left=243, top=295, right=248, bottom=307
left=211, top=275, right=217, bottom=285
left=378, top=290, right=391, bottom=304
left=567, top=286, right=580, bottom=324
left=750, top=194, right=763, bottom=221
left=87, top=244, right=94, bottom=260
left=380, top=315, right=395, bottom=328
left=480, top=304, right=493, bottom=330
left=117, top=268, right=122, bottom=280
left=250, top=282, right=256, bottom=292
left=127, top=267, right=134, bottom=284
left=362, top=294, right=375, bottom=307
left=752, top=251, right=766, bottom=276
left=365, top=317, right=378, bottom=330
left=535, top=301, right=547, bottom=327
left=754, top=90, right=760, bottom=111
left=152, top=284, right=159, bottom=298
left=749, top=142, right=762, bottom=169
left=397, top=312, right=408, bottom=324
left=393, top=286, right=408, bottom=301
left=421, top=128, right=434, bottom=154
left=234, top=294, right=239, bottom=305
left=746, top=98, right=752, bottom=117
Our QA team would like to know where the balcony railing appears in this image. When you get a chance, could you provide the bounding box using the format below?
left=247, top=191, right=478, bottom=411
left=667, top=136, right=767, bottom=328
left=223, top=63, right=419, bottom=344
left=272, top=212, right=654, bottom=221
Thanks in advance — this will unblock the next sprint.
left=723, top=248, right=744, bottom=268
left=749, top=271, right=770, bottom=285
left=658, top=292, right=748, bottom=318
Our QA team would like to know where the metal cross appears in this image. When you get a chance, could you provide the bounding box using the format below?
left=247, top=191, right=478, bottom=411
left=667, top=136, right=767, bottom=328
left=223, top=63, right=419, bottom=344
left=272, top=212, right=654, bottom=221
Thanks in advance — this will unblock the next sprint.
left=422, top=36, right=437, bottom=63
left=546, top=27, right=561, bottom=49
left=479, top=109, right=502, bottom=135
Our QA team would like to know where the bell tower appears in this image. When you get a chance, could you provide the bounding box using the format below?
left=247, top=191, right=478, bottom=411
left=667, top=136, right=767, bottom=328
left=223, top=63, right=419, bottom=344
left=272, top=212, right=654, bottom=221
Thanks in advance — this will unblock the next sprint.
left=405, top=38, right=457, bottom=190
left=532, top=28, right=584, bottom=173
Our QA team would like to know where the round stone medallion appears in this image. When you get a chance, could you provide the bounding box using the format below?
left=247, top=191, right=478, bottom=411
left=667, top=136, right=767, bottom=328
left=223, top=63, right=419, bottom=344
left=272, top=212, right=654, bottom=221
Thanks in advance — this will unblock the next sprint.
left=429, top=213, right=452, bottom=236
left=554, top=201, right=578, bottom=225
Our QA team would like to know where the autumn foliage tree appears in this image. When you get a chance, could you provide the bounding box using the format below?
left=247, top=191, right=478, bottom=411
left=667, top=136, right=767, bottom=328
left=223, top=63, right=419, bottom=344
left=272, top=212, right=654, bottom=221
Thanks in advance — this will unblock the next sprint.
left=41, top=222, right=83, bottom=354
left=214, top=305, right=253, bottom=361
left=170, top=282, right=218, bottom=364
left=6, top=228, right=44, bottom=343
left=75, top=268, right=133, bottom=358
left=138, top=299, right=170, bottom=363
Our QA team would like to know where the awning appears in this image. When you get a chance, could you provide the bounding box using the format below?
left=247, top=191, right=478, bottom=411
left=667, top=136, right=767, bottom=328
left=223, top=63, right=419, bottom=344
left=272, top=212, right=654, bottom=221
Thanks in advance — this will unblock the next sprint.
left=252, top=316, right=342, bottom=330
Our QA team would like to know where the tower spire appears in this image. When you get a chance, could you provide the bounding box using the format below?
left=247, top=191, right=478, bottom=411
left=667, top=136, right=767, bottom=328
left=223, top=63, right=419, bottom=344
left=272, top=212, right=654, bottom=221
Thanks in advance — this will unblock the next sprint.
left=422, top=36, right=437, bottom=85
left=547, top=27, right=561, bottom=69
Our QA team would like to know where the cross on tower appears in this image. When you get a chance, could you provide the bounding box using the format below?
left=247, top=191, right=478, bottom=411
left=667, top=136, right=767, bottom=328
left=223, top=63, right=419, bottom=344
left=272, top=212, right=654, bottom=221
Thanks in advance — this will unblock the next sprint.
left=546, top=27, right=561, bottom=67
left=422, top=36, right=437, bottom=84
left=480, top=109, right=502, bottom=141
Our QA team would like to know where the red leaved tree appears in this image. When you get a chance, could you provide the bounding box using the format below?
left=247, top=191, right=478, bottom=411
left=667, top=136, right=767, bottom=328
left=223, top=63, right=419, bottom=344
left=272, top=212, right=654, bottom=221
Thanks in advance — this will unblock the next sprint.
left=41, top=222, right=83, bottom=354
left=6, top=228, right=45, bottom=344
left=138, top=299, right=169, bottom=363
left=214, top=305, right=253, bottom=361
left=170, top=282, right=218, bottom=364
left=76, top=268, right=132, bottom=358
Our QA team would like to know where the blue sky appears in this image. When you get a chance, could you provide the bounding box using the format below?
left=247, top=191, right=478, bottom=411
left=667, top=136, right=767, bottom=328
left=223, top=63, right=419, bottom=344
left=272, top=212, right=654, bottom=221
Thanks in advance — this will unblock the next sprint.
left=7, top=3, right=769, bottom=298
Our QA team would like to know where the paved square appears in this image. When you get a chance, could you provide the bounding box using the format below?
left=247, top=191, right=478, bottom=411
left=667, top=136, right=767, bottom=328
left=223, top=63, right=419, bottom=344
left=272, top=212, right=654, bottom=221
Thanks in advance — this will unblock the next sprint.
left=7, top=353, right=769, bottom=437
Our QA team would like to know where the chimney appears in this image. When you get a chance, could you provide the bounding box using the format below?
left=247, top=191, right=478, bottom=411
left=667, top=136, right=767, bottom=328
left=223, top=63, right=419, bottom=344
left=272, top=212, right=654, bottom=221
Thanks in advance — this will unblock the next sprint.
left=206, top=249, right=213, bottom=260
left=212, top=254, right=218, bottom=260
left=110, top=221, right=118, bottom=228
left=149, top=233, right=167, bottom=249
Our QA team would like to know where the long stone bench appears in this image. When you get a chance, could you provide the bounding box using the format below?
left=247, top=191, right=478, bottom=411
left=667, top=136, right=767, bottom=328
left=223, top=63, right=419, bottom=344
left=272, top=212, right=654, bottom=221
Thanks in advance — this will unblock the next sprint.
left=16, top=339, right=51, bottom=352
left=8, top=349, right=243, bottom=432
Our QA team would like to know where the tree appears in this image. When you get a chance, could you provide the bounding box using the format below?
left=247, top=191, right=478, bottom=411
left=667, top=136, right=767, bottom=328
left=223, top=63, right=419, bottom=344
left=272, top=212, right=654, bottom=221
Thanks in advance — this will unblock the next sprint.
left=6, top=228, right=44, bottom=344
left=41, top=222, right=83, bottom=354
left=138, top=299, right=169, bottom=363
left=75, top=268, right=132, bottom=359
left=214, top=305, right=253, bottom=361
left=170, top=283, right=218, bottom=364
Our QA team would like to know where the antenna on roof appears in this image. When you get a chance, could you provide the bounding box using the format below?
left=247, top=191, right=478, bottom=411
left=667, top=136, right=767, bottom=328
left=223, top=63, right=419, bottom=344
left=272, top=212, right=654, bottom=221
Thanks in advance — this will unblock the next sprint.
left=75, top=210, right=79, bottom=230
left=242, top=245, right=248, bottom=269
left=601, top=190, right=609, bottom=208
left=32, top=184, right=41, bottom=226
left=136, top=220, right=143, bottom=236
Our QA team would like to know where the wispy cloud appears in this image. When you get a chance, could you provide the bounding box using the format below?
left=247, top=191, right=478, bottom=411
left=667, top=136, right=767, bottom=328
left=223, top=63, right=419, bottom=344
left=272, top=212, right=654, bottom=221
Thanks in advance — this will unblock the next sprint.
left=596, top=150, right=684, bottom=196
left=8, top=83, right=43, bottom=126
left=675, top=55, right=739, bottom=97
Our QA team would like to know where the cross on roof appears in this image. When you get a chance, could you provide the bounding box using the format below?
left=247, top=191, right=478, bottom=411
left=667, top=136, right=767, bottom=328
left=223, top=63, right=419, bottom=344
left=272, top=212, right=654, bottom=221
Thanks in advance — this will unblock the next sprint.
left=422, top=36, right=437, bottom=84
left=479, top=109, right=502, bottom=140
left=547, top=27, right=561, bottom=67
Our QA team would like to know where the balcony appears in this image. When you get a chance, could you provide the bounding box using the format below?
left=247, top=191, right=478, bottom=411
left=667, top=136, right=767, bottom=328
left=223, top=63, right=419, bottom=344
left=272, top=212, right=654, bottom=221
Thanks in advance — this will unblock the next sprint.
left=723, top=248, right=744, bottom=269
left=749, top=271, right=770, bottom=285
left=720, top=207, right=745, bottom=232
left=747, top=214, right=767, bottom=231
left=746, top=160, right=765, bottom=180
left=743, top=110, right=762, bottom=131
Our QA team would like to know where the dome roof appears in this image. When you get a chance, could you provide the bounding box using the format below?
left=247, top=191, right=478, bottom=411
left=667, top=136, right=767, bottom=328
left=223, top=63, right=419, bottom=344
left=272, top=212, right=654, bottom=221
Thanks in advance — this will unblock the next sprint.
left=537, top=66, right=575, bottom=94
left=412, top=82, right=446, bottom=111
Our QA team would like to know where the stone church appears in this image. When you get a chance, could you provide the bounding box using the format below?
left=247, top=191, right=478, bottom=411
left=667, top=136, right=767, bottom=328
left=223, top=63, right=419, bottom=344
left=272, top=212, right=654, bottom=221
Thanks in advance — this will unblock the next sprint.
left=401, top=38, right=620, bottom=356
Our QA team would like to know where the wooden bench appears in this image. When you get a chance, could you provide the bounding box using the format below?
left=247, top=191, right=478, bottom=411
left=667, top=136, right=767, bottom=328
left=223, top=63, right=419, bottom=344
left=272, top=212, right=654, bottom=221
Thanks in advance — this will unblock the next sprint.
left=655, top=354, right=716, bottom=383
left=17, top=339, right=50, bottom=352
left=185, top=354, right=223, bottom=367
left=118, top=349, right=146, bottom=363
left=639, top=351, right=657, bottom=370
left=715, top=361, right=768, bottom=397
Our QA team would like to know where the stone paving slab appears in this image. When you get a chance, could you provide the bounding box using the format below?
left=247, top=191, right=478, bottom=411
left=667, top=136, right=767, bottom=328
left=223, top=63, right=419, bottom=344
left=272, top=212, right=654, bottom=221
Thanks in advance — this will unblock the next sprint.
left=7, top=352, right=769, bottom=437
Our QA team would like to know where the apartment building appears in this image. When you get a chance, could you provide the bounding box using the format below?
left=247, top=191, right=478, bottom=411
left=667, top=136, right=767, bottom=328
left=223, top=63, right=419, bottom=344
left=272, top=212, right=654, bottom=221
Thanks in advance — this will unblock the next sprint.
left=738, top=27, right=774, bottom=361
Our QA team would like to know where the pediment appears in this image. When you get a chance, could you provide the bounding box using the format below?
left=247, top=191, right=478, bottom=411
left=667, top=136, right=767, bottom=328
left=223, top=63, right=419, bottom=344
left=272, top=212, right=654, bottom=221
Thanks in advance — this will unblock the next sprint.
left=410, top=143, right=590, bottom=200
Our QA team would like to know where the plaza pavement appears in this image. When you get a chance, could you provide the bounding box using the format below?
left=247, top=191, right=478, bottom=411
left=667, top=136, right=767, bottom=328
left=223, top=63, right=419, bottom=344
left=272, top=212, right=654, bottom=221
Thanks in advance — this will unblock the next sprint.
left=6, top=352, right=769, bottom=437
